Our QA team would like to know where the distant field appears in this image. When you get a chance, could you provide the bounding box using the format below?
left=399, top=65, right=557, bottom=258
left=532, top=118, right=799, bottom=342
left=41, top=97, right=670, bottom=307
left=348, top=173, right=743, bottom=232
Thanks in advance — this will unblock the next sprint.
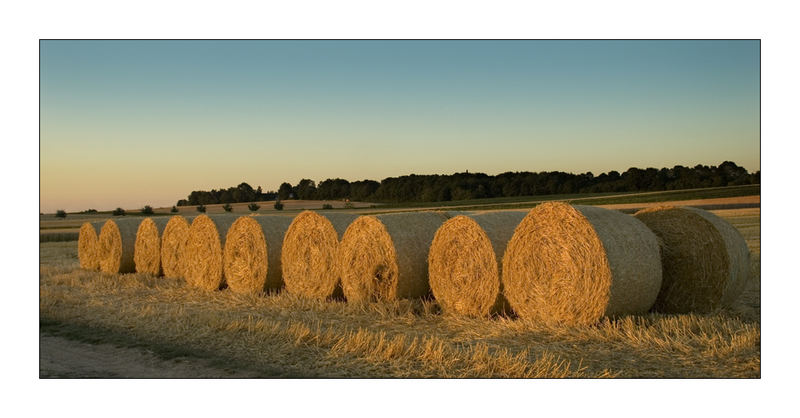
left=38, top=208, right=760, bottom=378
left=40, top=185, right=760, bottom=240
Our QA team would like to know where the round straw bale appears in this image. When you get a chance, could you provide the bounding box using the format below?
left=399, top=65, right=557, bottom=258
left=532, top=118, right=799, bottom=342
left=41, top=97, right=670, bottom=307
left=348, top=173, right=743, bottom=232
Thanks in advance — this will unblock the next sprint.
left=223, top=215, right=294, bottom=294
left=133, top=217, right=170, bottom=275
left=428, top=211, right=526, bottom=317
left=502, top=202, right=662, bottom=325
left=339, top=211, right=450, bottom=302
left=160, top=215, right=194, bottom=279
left=78, top=221, right=103, bottom=271
left=281, top=211, right=359, bottom=299
left=97, top=218, right=142, bottom=274
left=184, top=214, right=239, bottom=291
left=633, top=206, right=750, bottom=313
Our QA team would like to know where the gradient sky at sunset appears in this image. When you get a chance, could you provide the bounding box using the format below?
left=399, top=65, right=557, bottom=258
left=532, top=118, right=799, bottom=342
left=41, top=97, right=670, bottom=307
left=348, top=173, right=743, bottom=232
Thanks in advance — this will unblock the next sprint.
left=40, top=40, right=759, bottom=212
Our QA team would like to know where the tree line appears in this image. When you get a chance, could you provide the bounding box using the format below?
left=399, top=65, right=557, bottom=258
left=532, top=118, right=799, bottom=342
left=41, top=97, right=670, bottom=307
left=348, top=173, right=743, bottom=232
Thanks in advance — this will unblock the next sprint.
left=177, top=161, right=759, bottom=206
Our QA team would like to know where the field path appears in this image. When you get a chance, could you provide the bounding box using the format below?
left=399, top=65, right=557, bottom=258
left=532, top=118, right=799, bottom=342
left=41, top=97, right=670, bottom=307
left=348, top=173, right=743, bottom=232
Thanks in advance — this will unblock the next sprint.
left=39, top=332, right=263, bottom=378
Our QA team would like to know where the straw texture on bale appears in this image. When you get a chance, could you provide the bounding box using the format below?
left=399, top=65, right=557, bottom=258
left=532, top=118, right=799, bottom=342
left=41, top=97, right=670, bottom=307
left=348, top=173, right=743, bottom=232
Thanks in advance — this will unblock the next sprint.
left=502, top=202, right=662, bottom=325
left=97, top=218, right=141, bottom=274
left=428, top=211, right=526, bottom=317
left=133, top=217, right=170, bottom=275
left=184, top=214, right=239, bottom=291
left=634, top=206, right=750, bottom=313
left=160, top=216, right=194, bottom=279
left=78, top=222, right=103, bottom=271
left=281, top=211, right=359, bottom=299
left=339, top=211, right=450, bottom=302
left=223, top=215, right=294, bottom=294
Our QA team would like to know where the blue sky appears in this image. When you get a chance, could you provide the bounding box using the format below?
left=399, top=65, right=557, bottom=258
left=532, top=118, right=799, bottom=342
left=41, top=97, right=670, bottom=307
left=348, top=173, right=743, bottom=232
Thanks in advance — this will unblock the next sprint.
left=40, top=40, right=759, bottom=212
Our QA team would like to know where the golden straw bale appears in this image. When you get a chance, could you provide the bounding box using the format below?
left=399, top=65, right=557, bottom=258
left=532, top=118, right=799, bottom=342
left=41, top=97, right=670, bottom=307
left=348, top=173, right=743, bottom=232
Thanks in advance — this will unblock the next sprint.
left=160, top=215, right=194, bottom=279
left=502, top=202, right=662, bottom=325
left=133, top=217, right=170, bottom=275
left=98, top=218, right=142, bottom=274
left=634, top=206, right=750, bottom=313
left=339, top=212, right=450, bottom=302
left=281, top=211, right=359, bottom=300
left=428, top=211, right=526, bottom=317
left=184, top=214, right=239, bottom=291
left=78, top=221, right=104, bottom=271
left=223, top=215, right=294, bottom=294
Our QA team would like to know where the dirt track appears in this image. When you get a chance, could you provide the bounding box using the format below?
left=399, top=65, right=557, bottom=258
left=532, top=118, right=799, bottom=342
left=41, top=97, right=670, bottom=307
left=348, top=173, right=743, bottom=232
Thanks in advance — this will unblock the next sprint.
left=39, top=332, right=261, bottom=378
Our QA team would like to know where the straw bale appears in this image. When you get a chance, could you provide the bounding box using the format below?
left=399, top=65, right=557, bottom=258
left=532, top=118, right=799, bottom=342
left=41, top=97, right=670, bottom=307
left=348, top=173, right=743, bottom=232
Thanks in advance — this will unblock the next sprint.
left=133, top=217, right=170, bottom=275
left=502, top=202, right=662, bottom=325
left=281, top=211, right=359, bottom=299
left=339, top=212, right=450, bottom=302
left=428, top=211, right=526, bottom=317
left=78, top=221, right=103, bottom=271
left=223, top=215, right=294, bottom=294
left=160, top=215, right=194, bottom=279
left=634, top=206, right=750, bottom=312
left=184, top=214, right=239, bottom=291
left=98, top=218, right=142, bottom=274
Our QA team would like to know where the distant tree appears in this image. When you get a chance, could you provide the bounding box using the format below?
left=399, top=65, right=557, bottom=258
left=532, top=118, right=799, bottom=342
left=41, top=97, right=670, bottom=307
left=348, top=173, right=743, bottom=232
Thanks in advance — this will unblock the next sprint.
left=321, top=203, right=333, bottom=210
left=112, top=208, right=126, bottom=216
left=81, top=209, right=98, bottom=214
left=278, top=182, right=293, bottom=200
left=222, top=203, right=233, bottom=212
left=196, top=204, right=206, bottom=213
left=274, top=200, right=284, bottom=211
left=248, top=203, right=260, bottom=212
left=176, top=199, right=189, bottom=206
left=171, top=206, right=179, bottom=213
left=141, top=205, right=154, bottom=215
left=55, top=209, right=67, bottom=218
left=294, top=179, right=318, bottom=200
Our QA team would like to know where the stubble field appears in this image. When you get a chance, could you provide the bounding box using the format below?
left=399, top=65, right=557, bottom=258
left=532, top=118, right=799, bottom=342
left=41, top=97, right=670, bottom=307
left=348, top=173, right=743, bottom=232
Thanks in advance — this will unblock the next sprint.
left=39, top=207, right=760, bottom=378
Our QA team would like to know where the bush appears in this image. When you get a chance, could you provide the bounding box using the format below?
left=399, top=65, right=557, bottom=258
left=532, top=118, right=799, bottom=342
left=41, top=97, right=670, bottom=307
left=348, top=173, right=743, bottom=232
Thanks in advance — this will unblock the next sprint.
left=82, top=209, right=98, bottom=214
left=55, top=209, right=67, bottom=218
left=344, top=201, right=354, bottom=209
left=248, top=203, right=260, bottom=212
left=112, top=208, right=126, bottom=216
left=322, top=204, right=333, bottom=210
left=141, top=205, right=154, bottom=215
left=196, top=205, right=206, bottom=213
left=222, top=203, right=233, bottom=212
left=274, top=200, right=284, bottom=211
left=171, top=206, right=179, bottom=213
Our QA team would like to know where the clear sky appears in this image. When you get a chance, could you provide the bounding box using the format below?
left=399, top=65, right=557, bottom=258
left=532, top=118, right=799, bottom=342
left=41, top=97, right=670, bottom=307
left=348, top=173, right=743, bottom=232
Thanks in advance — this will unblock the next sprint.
left=40, top=40, right=760, bottom=212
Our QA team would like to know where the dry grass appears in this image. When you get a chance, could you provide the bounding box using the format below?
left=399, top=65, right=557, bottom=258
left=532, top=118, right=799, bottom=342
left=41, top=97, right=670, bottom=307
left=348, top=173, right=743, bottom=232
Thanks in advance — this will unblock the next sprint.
left=39, top=207, right=760, bottom=377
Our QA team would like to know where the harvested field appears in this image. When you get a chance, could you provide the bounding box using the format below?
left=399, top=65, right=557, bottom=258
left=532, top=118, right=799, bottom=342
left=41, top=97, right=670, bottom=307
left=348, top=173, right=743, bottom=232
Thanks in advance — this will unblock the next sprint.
left=38, top=208, right=760, bottom=378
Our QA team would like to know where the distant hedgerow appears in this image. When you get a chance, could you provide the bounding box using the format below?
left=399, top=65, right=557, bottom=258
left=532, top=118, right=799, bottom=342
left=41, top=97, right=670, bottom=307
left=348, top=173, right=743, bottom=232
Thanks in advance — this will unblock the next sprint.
left=112, top=208, right=126, bottom=216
